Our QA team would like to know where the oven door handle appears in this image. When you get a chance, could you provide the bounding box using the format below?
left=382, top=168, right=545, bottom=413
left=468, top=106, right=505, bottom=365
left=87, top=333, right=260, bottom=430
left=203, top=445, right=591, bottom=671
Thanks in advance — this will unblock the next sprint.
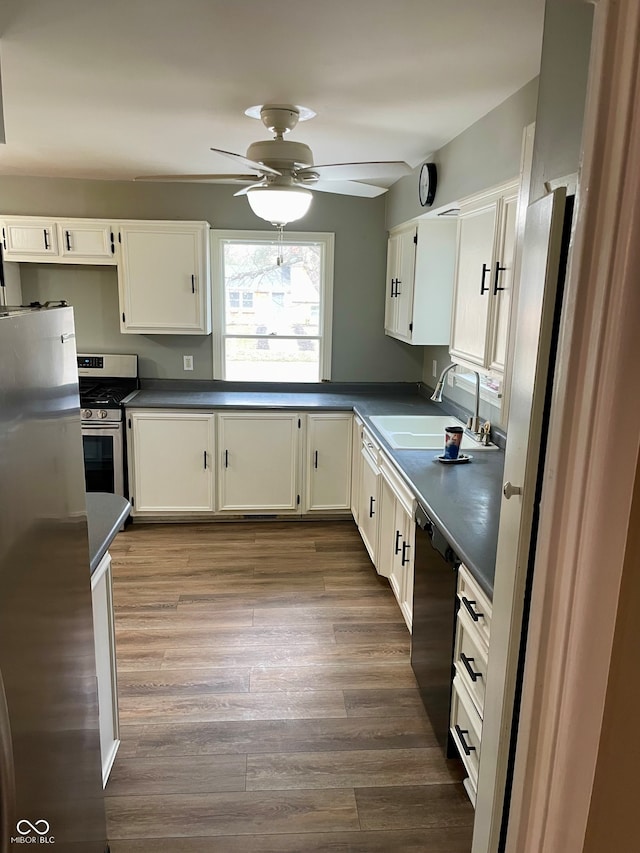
left=81, top=424, right=123, bottom=433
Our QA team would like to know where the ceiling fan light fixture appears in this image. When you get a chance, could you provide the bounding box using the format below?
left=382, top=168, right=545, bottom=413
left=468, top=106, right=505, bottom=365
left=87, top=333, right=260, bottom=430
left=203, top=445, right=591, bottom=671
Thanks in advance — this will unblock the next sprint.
left=246, top=185, right=313, bottom=226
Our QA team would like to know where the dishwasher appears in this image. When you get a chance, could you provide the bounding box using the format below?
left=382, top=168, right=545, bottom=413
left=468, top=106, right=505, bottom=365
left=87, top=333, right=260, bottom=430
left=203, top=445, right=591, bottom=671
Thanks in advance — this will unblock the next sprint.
left=411, top=501, right=461, bottom=757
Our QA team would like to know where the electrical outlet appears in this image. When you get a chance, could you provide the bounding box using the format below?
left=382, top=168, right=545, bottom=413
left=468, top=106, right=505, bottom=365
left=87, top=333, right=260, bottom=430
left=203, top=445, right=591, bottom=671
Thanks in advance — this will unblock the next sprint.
left=183, top=355, right=194, bottom=371
left=432, top=359, right=438, bottom=378
left=447, top=368, right=456, bottom=386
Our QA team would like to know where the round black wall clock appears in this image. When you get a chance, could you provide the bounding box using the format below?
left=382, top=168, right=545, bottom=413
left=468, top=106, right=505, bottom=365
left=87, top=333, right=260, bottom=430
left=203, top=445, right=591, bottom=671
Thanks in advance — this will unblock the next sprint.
left=418, top=162, right=437, bottom=207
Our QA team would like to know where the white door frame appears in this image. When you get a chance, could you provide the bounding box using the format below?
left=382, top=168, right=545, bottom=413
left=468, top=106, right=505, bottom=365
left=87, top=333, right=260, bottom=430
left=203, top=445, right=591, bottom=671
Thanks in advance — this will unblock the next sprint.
left=505, top=1, right=640, bottom=850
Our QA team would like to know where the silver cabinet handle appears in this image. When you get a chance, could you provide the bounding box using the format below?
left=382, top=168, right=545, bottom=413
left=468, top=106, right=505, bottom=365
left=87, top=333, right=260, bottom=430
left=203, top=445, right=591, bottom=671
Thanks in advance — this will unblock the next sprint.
left=503, top=481, right=522, bottom=500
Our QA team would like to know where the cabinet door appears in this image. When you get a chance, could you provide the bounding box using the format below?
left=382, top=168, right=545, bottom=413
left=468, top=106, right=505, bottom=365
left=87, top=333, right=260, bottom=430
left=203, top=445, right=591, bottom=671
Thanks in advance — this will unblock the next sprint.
left=218, top=413, right=299, bottom=512
left=385, top=226, right=416, bottom=341
left=449, top=200, right=498, bottom=367
left=384, top=232, right=400, bottom=335
left=377, top=475, right=396, bottom=580
left=2, top=219, right=58, bottom=259
left=488, top=192, right=518, bottom=373
left=387, top=489, right=404, bottom=592
left=58, top=221, right=116, bottom=263
left=91, top=552, right=119, bottom=786
left=398, top=504, right=415, bottom=631
left=350, top=417, right=363, bottom=522
left=305, top=413, right=352, bottom=511
left=118, top=222, right=210, bottom=334
left=130, top=411, right=215, bottom=512
left=358, top=447, right=380, bottom=564
left=393, top=226, right=417, bottom=340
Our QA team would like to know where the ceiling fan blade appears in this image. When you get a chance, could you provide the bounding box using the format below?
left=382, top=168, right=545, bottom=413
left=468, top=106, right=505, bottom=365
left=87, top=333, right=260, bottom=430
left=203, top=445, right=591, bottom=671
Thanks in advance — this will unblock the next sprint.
left=299, top=161, right=411, bottom=182
left=233, top=182, right=268, bottom=197
left=210, top=147, right=282, bottom=177
left=307, top=180, right=388, bottom=198
left=134, top=173, right=260, bottom=183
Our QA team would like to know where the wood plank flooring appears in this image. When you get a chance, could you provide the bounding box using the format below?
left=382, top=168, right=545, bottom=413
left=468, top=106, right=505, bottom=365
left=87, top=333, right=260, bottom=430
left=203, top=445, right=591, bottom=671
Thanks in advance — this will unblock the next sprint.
left=106, top=520, right=473, bottom=852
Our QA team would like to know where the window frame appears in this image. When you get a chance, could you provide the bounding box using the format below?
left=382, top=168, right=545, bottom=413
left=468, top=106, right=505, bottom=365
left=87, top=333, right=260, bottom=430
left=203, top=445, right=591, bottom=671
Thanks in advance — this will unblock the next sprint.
left=211, top=230, right=335, bottom=382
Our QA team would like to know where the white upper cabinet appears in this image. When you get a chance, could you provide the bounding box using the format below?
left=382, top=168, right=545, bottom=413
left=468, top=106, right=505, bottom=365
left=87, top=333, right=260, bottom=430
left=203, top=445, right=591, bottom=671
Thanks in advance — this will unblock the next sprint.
left=117, top=221, right=211, bottom=335
left=449, top=181, right=519, bottom=375
left=58, top=221, right=116, bottom=262
left=385, top=220, right=457, bottom=346
left=1, top=217, right=117, bottom=264
left=2, top=219, right=59, bottom=260
left=385, top=225, right=416, bottom=341
left=217, top=412, right=300, bottom=513
left=488, top=190, right=518, bottom=374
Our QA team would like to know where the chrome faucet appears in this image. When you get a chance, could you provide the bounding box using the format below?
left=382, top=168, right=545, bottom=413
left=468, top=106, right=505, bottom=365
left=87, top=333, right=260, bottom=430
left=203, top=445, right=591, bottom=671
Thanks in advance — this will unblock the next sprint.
left=430, top=364, right=484, bottom=438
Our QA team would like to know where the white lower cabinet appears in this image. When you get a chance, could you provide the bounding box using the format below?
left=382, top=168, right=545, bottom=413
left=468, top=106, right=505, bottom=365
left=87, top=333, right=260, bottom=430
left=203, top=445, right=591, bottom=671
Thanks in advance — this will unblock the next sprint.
left=357, top=436, right=381, bottom=564
left=126, top=408, right=355, bottom=517
left=304, top=413, right=352, bottom=511
left=450, top=563, right=492, bottom=806
left=378, top=454, right=415, bottom=631
left=451, top=675, right=483, bottom=806
left=351, top=416, right=364, bottom=523
left=128, top=411, right=215, bottom=513
left=91, top=552, right=119, bottom=787
left=217, top=413, right=300, bottom=512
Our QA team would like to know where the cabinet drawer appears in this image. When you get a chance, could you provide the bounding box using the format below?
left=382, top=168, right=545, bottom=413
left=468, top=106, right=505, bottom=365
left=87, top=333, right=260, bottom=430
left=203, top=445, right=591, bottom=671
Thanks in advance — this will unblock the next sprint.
left=451, top=675, right=482, bottom=792
left=454, top=608, right=489, bottom=717
left=361, top=428, right=381, bottom=466
left=457, top=563, right=492, bottom=650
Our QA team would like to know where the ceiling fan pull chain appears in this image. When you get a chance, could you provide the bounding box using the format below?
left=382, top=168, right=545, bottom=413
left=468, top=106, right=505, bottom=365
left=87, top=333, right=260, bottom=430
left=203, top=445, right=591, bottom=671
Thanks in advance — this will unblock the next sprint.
left=276, top=225, right=284, bottom=266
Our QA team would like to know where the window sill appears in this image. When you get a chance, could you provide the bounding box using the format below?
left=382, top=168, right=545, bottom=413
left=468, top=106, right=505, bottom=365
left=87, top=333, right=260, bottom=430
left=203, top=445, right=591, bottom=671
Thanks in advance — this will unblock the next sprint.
left=455, top=371, right=503, bottom=404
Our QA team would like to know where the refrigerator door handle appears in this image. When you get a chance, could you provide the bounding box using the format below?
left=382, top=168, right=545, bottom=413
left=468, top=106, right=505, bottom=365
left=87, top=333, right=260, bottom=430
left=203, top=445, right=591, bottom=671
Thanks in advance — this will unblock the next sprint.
left=0, top=666, right=16, bottom=853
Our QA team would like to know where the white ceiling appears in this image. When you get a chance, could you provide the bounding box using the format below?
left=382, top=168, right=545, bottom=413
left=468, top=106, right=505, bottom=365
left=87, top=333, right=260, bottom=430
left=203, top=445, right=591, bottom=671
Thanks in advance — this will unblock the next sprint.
left=0, top=0, right=545, bottom=182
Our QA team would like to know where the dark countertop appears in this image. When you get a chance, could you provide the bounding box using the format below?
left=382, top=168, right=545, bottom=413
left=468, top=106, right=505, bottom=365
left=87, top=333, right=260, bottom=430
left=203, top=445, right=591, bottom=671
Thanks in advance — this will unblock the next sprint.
left=122, top=388, right=435, bottom=412
left=87, top=492, right=131, bottom=575
left=123, top=386, right=503, bottom=597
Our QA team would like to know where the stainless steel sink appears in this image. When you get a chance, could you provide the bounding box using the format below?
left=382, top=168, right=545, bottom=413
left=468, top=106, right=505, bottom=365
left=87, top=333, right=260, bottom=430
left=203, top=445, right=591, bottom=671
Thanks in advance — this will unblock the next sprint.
left=368, top=415, right=498, bottom=451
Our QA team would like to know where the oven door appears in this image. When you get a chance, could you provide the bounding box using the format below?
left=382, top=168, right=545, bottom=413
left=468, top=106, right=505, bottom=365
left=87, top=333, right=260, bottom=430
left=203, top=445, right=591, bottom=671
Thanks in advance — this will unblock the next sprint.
left=81, top=423, right=124, bottom=496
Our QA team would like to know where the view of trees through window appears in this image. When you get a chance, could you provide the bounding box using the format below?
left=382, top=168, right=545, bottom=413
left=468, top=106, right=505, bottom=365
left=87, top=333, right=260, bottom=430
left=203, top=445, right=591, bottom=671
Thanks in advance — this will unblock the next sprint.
left=222, top=240, right=324, bottom=381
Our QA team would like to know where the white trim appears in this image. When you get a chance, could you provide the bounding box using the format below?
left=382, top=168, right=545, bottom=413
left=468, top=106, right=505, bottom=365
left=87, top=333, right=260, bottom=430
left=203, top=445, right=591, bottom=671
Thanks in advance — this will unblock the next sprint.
left=455, top=371, right=503, bottom=403
left=210, top=230, right=334, bottom=382
left=506, top=1, right=640, bottom=850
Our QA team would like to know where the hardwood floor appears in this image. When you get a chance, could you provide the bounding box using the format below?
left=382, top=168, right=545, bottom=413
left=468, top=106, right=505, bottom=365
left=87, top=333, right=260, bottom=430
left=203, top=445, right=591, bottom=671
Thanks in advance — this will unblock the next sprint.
left=106, top=520, right=473, bottom=852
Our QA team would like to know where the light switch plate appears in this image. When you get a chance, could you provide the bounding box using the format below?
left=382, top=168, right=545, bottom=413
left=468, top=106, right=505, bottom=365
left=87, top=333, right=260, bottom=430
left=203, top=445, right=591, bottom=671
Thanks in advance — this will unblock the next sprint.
left=183, top=355, right=194, bottom=371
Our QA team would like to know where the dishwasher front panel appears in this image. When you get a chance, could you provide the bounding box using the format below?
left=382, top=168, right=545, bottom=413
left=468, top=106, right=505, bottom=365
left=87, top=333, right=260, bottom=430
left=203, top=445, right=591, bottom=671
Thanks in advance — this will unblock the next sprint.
left=411, top=504, right=460, bottom=756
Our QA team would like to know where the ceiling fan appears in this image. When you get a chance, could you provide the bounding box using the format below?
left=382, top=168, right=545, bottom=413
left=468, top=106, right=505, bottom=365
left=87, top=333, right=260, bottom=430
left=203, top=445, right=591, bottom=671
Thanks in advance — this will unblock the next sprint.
left=136, top=104, right=411, bottom=226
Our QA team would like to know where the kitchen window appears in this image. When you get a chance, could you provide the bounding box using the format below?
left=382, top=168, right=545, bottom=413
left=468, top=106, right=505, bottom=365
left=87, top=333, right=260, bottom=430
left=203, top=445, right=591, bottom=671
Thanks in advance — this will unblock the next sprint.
left=212, top=230, right=334, bottom=382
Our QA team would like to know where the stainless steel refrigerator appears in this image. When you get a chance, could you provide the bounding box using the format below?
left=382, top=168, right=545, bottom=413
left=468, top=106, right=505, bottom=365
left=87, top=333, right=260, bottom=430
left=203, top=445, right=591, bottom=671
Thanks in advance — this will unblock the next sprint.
left=0, top=307, right=108, bottom=852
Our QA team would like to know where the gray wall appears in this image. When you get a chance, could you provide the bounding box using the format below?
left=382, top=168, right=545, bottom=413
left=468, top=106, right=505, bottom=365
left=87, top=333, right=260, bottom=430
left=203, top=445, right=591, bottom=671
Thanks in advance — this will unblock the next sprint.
left=528, top=0, right=594, bottom=202
left=386, top=78, right=539, bottom=230
left=416, top=0, right=593, bottom=423
left=3, top=176, right=424, bottom=382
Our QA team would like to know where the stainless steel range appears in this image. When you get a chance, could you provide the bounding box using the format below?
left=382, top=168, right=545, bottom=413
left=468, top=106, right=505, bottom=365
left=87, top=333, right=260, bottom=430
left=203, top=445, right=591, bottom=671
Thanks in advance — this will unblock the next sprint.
left=78, top=353, right=138, bottom=497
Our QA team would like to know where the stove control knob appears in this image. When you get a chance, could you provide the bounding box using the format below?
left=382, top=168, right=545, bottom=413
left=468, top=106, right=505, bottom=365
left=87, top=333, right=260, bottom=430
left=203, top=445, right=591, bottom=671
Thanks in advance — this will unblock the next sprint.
left=98, top=410, right=108, bottom=419
left=82, top=409, right=92, bottom=419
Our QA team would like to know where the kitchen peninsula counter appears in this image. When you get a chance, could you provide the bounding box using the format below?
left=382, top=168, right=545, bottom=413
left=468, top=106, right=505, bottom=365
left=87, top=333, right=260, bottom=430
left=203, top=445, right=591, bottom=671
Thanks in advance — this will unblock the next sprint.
left=87, top=492, right=131, bottom=575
